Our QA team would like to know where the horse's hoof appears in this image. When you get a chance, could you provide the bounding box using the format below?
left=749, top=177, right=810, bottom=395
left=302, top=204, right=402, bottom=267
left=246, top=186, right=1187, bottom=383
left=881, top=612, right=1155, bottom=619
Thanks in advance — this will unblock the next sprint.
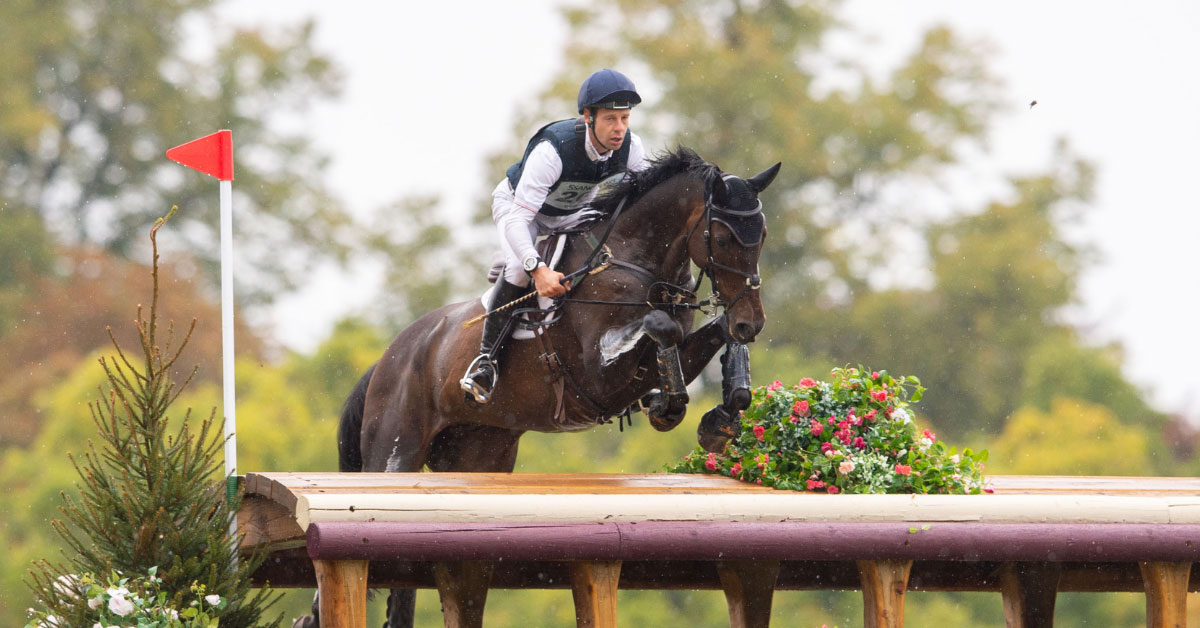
left=697, top=405, right=740, bottom=452
left=726, top=387, right=752, bottom=412
left=646, top=391, right=688, bottom=432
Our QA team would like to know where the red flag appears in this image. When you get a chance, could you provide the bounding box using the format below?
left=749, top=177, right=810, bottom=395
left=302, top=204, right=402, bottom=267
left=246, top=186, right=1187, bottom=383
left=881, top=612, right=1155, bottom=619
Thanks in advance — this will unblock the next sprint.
left=166, top=130, right=234, bottom=181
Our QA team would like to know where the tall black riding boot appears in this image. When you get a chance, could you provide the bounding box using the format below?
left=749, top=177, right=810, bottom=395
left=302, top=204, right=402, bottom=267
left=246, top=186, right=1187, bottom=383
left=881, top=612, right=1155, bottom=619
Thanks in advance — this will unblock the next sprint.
left=460, top=278, right=527, bottom=405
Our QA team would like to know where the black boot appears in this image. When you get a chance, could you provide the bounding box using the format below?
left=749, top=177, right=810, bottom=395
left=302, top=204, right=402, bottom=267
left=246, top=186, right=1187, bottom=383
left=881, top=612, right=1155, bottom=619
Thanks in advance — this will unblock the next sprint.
left=461, top=279, right=527, bottom=405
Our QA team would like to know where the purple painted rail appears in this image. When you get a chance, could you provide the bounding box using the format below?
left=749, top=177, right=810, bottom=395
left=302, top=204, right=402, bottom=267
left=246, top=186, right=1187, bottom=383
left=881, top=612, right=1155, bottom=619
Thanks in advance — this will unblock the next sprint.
left=306, top=521, right=1200, bottom=563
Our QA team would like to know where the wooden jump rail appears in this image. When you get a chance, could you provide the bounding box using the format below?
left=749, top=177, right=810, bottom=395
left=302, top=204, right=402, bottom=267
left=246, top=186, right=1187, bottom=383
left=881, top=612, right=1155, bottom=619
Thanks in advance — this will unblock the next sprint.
left=237, top=473, right=1200, bottom=628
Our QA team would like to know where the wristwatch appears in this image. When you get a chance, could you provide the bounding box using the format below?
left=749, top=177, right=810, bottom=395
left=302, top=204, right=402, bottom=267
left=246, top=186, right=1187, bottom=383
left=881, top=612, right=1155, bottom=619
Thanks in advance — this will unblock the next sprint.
left=522, top=255, right=544, bottom=273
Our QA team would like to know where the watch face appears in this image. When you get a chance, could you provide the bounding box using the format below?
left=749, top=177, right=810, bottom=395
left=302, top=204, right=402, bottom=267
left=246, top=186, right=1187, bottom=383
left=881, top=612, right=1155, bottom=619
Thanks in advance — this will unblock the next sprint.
left=524, top=257, right=539, bottom=272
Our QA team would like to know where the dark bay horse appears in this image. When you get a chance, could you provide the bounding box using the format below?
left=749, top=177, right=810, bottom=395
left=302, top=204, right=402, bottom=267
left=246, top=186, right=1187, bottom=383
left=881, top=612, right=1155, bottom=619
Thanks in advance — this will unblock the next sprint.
left=300, top=148, right=780, bottom=627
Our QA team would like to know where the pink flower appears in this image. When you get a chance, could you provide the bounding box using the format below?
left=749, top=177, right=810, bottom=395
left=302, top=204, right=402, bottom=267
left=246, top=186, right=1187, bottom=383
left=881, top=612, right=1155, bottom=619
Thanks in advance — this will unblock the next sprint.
left=705, top=452, right=718, bottom=471
left=984, top=482, right=996, bottom=494
left=793, top=400, right=810, bottom=416
left=871, top=371, right=880, bottom=379
left=923, top=429, right=937, bottom=441
left=820, top=441, right=835, bottom=453
left=768, top=380, right=782, bottom=391
left=806, top=479, right=826, bottom=490
left=731, top=463, right=742, bottom=476
left=826, top=485, right=840, bottom=494
left=798, top=377, right=817, bottom=387
left=838, top=460, right=856, bottom=475
left=871, top=389, right=888, bottom=402
left=827, top=416, right=836, bottom=425
left=894, top=464, right=912, bottom=476
left=753, top=425, right=766, bottom=441
left=837, top=420, right=850, bottom=430
left=865, top=409, right=877, bottom=421
left=789, top=415, right=799, bottom=424
left=853, top=436, right=867, bottom=450
left=809, top=420, right=824, bottom=437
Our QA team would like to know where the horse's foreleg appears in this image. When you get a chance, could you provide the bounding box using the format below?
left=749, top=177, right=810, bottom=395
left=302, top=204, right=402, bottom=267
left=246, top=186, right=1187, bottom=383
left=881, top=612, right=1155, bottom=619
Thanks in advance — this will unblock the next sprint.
left=641, top=310, right=690, bottom=432
left=674, top=317, right=752, bottom=453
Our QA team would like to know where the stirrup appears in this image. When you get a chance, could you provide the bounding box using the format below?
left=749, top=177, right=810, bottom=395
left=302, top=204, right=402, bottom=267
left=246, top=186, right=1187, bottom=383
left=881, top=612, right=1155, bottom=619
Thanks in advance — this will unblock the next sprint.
left=460, top=354, right=498, bottom=404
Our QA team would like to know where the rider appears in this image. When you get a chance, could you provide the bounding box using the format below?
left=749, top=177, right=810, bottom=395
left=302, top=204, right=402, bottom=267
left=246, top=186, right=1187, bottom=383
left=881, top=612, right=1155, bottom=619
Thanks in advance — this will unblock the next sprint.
left=460, top=69, right=650, bottom=405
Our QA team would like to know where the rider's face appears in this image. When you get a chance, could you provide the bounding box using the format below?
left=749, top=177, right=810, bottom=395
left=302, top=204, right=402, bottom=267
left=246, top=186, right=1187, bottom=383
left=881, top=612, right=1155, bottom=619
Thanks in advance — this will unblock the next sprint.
left=587, top=107, right=631, bottom=153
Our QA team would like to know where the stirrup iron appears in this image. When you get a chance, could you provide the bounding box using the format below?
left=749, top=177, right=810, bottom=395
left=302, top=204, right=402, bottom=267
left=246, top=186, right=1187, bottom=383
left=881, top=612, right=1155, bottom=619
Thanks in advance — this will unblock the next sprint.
left=460, top=354, right=499, bottom=404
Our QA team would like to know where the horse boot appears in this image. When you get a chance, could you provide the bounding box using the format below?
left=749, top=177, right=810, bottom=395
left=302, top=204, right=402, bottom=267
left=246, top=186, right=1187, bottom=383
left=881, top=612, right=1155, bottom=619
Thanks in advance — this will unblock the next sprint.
left=697, top=342, right=751, bottom=452
left=460, top=278, right=526, bottom=405
left=646, top=345, right=690, bottom=432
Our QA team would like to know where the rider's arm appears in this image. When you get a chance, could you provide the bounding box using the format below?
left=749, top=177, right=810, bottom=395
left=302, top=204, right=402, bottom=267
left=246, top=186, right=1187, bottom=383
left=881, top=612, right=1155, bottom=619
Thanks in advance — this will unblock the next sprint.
left=497, top=141, right=561, bottom=265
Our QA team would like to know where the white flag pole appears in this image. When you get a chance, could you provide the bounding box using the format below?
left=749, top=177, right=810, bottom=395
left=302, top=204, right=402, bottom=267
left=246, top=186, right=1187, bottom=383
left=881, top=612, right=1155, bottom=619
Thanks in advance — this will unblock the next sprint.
left=220, top=177, right=237, bottom=484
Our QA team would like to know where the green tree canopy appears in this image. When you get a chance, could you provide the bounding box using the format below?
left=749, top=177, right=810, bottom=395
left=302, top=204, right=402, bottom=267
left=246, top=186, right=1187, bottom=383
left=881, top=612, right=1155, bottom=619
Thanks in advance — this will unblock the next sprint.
left=0, top=0, right=351, bottom=304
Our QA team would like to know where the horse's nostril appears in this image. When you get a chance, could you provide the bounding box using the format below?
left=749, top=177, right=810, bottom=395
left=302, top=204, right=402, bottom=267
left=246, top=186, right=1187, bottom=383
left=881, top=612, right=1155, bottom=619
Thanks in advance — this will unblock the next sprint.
left=733, top=321, right=757, bottom=342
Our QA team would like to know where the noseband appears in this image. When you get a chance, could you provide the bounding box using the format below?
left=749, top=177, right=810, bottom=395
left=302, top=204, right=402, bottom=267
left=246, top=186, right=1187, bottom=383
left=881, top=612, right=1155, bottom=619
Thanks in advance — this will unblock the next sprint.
left=690, top=191, right=764, bottom=310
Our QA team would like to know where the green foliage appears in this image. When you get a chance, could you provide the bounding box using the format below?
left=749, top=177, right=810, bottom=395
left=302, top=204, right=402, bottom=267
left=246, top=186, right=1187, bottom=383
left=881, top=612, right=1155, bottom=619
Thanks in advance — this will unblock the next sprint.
left=26, top=567, right=228, bottom=628
left=23, top=211, right=281, bottom=628
left=988, top=397, right=1154, bottom=476
left=669, top=368, right=986, bottom=494
left=0, top=0, right=349, bottom=304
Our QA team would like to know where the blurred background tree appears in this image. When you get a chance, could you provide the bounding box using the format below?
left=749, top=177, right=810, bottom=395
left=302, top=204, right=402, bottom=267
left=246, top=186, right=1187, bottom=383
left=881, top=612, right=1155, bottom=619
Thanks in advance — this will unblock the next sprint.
left=2, top=0, right=1196, bottom=625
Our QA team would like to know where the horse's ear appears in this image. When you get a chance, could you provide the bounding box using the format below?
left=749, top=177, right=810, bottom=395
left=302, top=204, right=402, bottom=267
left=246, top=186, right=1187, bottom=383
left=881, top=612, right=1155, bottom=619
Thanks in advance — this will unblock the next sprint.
left=747, top=162, right=782, bottom=194
left=710, top=175, right=731, bottom=207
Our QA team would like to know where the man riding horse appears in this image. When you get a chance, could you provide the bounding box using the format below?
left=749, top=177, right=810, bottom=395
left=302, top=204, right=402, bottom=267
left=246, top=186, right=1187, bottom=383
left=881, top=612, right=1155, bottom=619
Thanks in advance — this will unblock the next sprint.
left=460, top=68, right=650, bottom=405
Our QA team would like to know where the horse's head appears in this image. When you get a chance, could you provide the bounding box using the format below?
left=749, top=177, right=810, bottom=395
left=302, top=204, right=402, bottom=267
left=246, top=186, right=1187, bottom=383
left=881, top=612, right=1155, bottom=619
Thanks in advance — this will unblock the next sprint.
left=689, top=162, right=781, bottom=343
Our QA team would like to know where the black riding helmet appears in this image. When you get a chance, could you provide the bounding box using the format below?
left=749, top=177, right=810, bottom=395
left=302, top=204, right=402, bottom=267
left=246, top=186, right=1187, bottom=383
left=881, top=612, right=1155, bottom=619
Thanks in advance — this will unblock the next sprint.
left=577, top=69, right=642, bottom=113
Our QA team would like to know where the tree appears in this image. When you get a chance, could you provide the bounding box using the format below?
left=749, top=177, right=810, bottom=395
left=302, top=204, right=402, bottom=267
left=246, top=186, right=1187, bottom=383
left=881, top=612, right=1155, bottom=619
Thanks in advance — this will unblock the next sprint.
left=24, top=210, right=280, bottom=627
left=0, top=0, right=351, bottom=304
left=988, top=398, right=1154, bottom=476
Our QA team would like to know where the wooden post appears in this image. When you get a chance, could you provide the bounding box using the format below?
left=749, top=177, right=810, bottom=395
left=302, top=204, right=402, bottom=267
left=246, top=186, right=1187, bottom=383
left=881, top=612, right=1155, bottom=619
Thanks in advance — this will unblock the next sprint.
left=1139, top=561, right=1192, bottom=628
left=857, top=559, right=912, bottom=628
left=999, top=562, right=1061, bottom=628
left=717, top=559, right=781, bottom=628
left=570, top=560, right=622, bottom=628
left=433, top=561, right=494, bottom=628
left=313, top=559, right=368, bottom=628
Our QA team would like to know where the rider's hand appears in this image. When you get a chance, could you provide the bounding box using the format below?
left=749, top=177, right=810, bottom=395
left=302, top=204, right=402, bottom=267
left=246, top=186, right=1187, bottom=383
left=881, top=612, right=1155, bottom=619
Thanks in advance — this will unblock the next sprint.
left=532, top=266, right=569, bottom=298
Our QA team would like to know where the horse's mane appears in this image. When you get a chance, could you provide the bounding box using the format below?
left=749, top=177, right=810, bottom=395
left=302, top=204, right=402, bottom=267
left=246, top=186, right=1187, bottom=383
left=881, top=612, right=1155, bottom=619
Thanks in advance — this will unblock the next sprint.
left=590, top=146, right=722, bottom=215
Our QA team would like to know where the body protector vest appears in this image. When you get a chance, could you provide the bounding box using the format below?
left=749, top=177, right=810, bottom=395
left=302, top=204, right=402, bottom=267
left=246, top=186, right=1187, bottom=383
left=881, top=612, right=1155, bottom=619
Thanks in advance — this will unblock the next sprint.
left=506, top=118, right=632, bottom=217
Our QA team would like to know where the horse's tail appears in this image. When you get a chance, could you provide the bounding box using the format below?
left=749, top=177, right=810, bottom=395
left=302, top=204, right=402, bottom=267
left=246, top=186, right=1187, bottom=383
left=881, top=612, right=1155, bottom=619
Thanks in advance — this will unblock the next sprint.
left=337, top=363, right=375, bottom=472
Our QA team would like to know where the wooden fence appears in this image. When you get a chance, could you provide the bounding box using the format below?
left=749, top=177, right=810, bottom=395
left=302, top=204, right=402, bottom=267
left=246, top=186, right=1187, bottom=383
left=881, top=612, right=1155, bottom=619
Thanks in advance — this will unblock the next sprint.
left=237, top=473, right=1200, bottom=627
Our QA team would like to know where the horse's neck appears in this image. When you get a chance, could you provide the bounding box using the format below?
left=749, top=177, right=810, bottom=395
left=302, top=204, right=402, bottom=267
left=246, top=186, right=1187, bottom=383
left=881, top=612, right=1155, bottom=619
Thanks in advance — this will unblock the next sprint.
left=603, top=178, right=703, bottom=279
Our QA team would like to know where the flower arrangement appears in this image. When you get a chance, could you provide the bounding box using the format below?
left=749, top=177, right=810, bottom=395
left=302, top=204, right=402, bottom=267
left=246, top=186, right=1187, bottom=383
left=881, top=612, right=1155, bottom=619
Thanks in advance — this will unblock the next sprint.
left=26, top=567, right=225, bottom=628
left=669, top=367, right=989, bottom=494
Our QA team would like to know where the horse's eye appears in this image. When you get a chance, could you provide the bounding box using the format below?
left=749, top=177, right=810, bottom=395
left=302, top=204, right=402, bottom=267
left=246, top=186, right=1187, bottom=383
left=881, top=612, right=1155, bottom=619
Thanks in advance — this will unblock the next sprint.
left=713, top=235, right=732, bottom=247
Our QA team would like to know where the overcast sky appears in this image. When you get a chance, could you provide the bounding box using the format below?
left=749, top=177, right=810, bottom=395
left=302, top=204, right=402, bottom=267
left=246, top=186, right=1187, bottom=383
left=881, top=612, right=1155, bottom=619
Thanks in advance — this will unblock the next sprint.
left=223, top=1, right=1199, bottom=419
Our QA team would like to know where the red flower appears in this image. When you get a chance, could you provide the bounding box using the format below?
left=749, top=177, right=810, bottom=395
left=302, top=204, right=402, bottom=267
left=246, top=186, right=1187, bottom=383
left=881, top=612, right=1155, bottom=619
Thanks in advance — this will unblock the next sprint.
left=923, top=429, right=937, bottom=441
left=827, top=416, right=836, bottom=425
left=837, top=420, right=850, bottom=430
left=820, top=441, right=834, bottom=453
left=865, top=409, right=877, bottom=421
left=809, top=420, right=824, bottom=437
left=894, top=464, right=912, bottom=476
left=705, top=452, right=718, bottom=471
left=798, top=377, right=817, bottom=387
left=827, top=485, right=840, bottom=494
left=871, top=371, right=880, bottom=379
left=806, top=479, right=826, bottom=490
left=853, top=436, right=867, bottom=450
left=768, top=380, right=782, bottom=391
left=731, top=463, right=742, bottom=476
left=793, top=400, right=810, bottom=416
left=753, top=425, right=766, bottom=441
left=871, top=389, right=888, bottom=402
left=789, top=415, right=799, bottom=424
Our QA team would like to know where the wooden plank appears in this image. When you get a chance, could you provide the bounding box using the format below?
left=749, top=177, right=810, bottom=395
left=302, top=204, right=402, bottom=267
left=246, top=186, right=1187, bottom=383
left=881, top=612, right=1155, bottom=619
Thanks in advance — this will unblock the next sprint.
left=999, top=562, right=1061, bottom=628
left=858, top=559, right=912, bottom=628
left=292, top=492, right=1200, bottom=529
left=570, top=561, right=621, bottom=628
left=1140, top=561, right=1192, bottom=628
left=304, top=521, right=1200, bottom=563
left=433, top=561, right=493, bottom=628
left=236, top=495, right=306, bottom=551
left=718, top=560, right=780, bottom=628
left=313, top=559, right=367, bottom=628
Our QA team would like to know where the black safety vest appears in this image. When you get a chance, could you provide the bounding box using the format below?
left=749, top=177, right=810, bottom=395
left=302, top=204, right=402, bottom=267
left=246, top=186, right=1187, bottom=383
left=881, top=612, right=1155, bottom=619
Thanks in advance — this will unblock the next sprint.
left=506, top=118, right=632, bottom=216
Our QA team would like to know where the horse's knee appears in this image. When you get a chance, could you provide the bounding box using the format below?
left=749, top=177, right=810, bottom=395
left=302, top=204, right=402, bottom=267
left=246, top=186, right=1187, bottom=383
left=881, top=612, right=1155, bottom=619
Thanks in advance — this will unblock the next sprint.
left=642, top=310, right=683, bottom=347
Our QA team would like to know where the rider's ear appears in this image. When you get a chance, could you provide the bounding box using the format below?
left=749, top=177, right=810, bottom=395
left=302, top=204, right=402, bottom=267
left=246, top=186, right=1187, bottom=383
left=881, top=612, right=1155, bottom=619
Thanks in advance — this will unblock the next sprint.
left=747, top=162, right=782, bottom=194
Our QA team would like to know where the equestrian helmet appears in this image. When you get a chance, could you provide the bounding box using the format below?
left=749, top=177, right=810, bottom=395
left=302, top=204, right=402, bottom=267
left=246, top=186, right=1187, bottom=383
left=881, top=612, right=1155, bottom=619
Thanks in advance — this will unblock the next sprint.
left=577, top=69, right=642, bottom=113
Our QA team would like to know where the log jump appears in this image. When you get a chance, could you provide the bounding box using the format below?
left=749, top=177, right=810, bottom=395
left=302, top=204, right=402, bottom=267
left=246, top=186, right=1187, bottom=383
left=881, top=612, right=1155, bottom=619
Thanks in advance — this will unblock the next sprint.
left=237, top=473, right=1200, bottom=627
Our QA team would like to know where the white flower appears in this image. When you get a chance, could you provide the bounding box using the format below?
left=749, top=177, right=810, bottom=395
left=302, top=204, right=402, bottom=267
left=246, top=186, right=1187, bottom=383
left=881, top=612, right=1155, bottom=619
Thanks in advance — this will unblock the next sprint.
left=52, top=575, right=79, bottom=598
left=838, top=461, right=856, bottom=475
left=205, top=594, right=222, bottom=605
left=164, top=608, right=179, bottom=620
left=106, top=586, right=130, bottom=598
left=950, top=454, right=960, bottom=464
left=42, top=616, right=61, bottom=627
left=88, top=595, right=104, bottom=610
left=892, top=408, right=910, bottom=423
left=919, top=437, right=933, bottom=450
left=108, top=595, right=135, bottom=617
